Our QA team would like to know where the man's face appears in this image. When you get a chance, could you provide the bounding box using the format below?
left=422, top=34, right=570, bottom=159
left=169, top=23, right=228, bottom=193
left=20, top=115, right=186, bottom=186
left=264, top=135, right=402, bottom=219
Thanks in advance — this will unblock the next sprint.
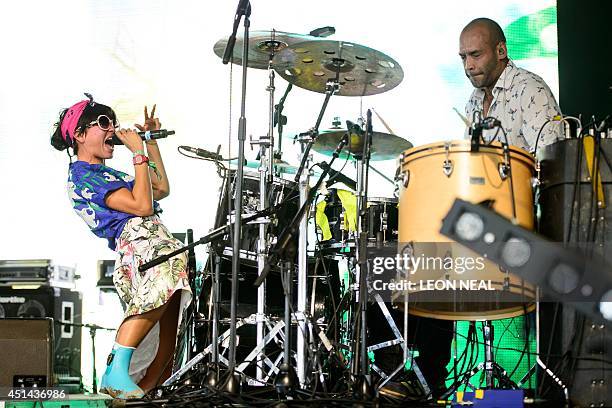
left=459, top=26, right=505, bottom=90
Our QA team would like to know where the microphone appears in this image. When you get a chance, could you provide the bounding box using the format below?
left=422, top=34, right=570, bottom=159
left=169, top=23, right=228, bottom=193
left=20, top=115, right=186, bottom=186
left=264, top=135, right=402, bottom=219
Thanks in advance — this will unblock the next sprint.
left=346, top=120, right=363, bottom=136
left=222, top=0, right=251, bottom=64
left=319, top=161, right=357, bottom=190
left=180, top=145, right=223, bottom=161
left=111, top=129, right=175, bottom=145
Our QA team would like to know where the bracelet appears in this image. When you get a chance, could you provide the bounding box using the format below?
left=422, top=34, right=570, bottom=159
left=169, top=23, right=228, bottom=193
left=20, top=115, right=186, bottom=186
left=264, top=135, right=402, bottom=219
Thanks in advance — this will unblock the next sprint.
left=133, top=150, right=146, bottom=157
left=149, top=160, right=162, bottom=180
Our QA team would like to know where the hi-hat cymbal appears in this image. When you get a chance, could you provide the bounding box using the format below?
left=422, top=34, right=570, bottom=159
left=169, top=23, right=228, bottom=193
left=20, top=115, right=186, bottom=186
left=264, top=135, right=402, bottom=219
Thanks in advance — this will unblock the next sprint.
left=312, top=129, right=413, bottom=161
left=229, top=158, right=317, bottom=175
left=213, top=30, right=320, bottom=70
left=272, top=40, right=403, bottom=96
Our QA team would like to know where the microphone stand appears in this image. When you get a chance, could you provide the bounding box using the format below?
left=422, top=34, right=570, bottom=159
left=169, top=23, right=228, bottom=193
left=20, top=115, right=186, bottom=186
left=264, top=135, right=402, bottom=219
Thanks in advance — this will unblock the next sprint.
left=226, top=0, right=250, bottom=392
left=470, top=110, right=483, bottom=152
left=55, top=321, right=115, bottom=394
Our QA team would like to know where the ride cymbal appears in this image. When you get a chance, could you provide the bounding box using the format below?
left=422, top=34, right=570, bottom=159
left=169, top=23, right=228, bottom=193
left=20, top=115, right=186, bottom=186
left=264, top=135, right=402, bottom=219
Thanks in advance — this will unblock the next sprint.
left=273, top=40, right=404, bottom=96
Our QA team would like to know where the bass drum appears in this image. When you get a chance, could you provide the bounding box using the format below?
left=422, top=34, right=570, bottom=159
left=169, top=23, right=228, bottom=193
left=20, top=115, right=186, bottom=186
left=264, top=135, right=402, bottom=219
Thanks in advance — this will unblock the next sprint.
left=397, top=140, right=537, bottom=320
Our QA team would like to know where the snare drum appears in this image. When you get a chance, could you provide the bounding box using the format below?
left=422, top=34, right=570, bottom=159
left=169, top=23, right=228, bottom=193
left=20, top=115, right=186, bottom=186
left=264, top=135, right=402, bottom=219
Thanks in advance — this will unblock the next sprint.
left=396, top=140, right=536, bottom=320
left=316, top=189, right=398, bottom=253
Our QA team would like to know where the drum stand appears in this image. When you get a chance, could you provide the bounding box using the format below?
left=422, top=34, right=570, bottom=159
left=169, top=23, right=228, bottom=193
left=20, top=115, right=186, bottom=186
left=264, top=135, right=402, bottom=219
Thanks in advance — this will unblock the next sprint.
left=516, top=295, right=569, bottom=402
left=368, top=292, right=431, bottom=398
left=443, top=320, right=517, bottom=396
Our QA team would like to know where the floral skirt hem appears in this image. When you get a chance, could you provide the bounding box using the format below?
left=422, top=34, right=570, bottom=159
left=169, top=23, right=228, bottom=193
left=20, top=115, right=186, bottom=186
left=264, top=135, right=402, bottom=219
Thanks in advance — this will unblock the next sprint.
left=113, top=215, right=192, bottom=318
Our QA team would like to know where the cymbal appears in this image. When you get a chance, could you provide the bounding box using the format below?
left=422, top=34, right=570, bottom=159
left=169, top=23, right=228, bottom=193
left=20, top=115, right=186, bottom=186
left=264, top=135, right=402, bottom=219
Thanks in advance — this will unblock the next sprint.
left=229, top=158, right=314, bottom=175
left=272, top=40, right=403, bottom=96
left=213, top=30, right=320, bottom=70
left=312, top=129, right=413, bottom=161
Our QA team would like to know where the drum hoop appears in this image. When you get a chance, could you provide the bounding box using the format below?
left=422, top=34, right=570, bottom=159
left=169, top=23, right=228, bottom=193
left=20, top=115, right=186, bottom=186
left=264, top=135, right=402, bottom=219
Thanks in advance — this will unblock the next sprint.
left=232, top=170, right=297, bottom=188
left=368, top=197, right=398, bottom=204
left=400, top=140, right=535, bottom=165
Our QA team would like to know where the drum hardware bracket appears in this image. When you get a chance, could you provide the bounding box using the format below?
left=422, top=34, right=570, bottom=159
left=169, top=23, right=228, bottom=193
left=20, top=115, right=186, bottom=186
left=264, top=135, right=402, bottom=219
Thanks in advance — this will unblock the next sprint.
left=443, top=142, right=454, bottom=177
left=395, top=170, right=410, bottom=190
left=249, top=134, right=272, bottom=148
left=498, top=161, right=510, bottom=180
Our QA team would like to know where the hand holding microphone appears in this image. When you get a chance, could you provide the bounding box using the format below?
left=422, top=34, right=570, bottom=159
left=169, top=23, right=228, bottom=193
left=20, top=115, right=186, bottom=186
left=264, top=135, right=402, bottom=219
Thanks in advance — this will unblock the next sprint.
left=112, top=104, right=175, bottom=146
left=114, top=129, right=145, bottom=153
left=111, top=129, right=176, bottom=146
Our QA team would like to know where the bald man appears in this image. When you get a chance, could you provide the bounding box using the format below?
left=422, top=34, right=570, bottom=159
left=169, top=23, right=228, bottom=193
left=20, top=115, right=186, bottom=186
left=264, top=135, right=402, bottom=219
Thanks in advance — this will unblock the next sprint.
left=460, top=17, right=563, bottom=153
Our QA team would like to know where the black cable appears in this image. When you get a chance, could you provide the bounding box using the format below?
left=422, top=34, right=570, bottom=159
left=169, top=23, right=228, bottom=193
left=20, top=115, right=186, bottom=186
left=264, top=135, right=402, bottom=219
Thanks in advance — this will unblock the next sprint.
left=533, top=119, right=553, bottom=154
left=507, top=309, right=532, bottom=382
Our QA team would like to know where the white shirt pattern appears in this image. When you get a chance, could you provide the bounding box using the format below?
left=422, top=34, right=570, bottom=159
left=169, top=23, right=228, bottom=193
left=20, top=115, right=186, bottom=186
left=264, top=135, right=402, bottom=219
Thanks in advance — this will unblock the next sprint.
left=464, top=60, right=563, bottom=153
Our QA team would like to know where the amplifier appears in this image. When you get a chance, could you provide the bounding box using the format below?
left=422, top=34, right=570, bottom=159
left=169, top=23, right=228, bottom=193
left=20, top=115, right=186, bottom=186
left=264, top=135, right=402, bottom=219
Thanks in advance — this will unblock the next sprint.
left=0, top=318, right=54, bottom=387
left=0, top=285, right=82, bottom=379
left=0, top=259, right=77, bottom=287
left=538, top=138, right=612, bottom=407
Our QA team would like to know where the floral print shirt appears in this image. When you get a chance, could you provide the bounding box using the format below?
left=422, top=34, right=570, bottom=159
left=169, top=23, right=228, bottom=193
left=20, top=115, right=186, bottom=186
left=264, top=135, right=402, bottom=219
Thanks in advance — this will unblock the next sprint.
left=464, top=60, right=563, bottom=153
left=67, top=161, right=161, bottom=250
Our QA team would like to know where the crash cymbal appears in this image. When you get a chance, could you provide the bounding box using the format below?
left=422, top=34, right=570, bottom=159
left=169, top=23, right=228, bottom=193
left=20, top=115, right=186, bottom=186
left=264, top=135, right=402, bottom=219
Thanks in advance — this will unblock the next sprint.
left=213, top=30, right=320, bottom=70
left=272, top=40, right=403, bottom=96
left=312, top=129, right=412, bottom=161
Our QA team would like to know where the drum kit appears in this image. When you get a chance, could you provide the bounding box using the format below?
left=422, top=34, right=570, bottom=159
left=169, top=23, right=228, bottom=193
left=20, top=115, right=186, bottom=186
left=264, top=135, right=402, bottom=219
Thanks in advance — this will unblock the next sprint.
left=157, top=18, right=538, bottom=400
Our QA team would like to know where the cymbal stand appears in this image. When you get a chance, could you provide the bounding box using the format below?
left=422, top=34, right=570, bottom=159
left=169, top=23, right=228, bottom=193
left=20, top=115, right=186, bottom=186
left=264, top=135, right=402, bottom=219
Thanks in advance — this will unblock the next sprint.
left=246, top=43, right=277, bottom=383
left=292, top=78, right=339, bottom=387
left=254, top=133, right=349, bottom=391
left=351, top=109, right=374, bottom=398
left=293, top=78, right=339, bottom=184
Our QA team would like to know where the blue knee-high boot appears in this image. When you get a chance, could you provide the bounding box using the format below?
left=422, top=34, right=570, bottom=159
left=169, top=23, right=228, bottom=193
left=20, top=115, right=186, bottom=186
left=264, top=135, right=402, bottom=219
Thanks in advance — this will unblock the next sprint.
left=100, top=344, right=144, bottom=399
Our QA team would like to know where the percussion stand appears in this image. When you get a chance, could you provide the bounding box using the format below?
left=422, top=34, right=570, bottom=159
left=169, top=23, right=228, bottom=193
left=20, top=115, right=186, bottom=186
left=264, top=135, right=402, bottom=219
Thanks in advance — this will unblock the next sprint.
left=351, top=109, right=375, bottom=399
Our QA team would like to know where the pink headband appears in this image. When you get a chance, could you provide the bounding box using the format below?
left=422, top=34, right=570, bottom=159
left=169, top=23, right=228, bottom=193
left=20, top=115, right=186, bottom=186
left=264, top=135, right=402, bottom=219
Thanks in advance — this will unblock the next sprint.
left=60, top=94, right=95, bottom=143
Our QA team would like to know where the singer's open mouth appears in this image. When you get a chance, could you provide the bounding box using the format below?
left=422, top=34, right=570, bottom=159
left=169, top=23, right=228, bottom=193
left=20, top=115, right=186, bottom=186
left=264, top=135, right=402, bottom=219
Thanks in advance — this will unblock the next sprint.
left=104, top=137, right=114, bottom=146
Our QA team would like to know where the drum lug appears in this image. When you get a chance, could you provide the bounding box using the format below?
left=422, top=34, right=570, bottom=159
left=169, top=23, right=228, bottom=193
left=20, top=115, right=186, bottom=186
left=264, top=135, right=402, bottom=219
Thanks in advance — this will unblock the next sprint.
left=443, top=142, right=453, bottom=177
left=498, top=162, right=510, bottom=180
left=442, top=160, right=453, bottom=177
left=394, top=170, right=410, bottom=196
